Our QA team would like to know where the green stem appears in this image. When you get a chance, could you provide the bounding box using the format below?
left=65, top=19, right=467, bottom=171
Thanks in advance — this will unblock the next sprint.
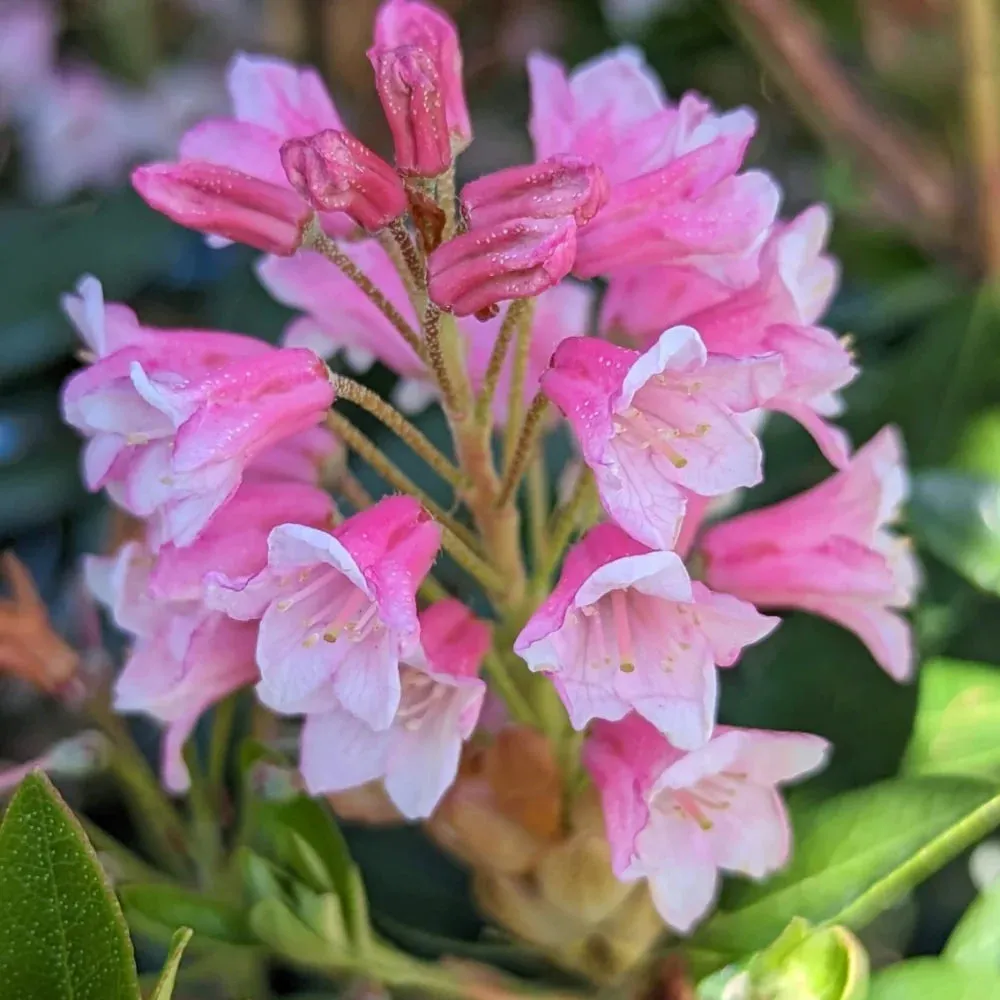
left=483, top=651, right=538, bottom=727
left=422, top=303, right=460, bottom=413
left=833, top=787, right=1000, bottom=930
left=87, top=695, right=190, bottom=879
left=208, top=694, right=237, bottom=803
left=503, top=300, right=536, bottom=470
left=526, top=452, right=549, bottom=573
left=386, top=218, right=426, bottom=288
left=333, top=374, right=466, bottom=489
left=305, top=222, right=427, bottom=365
left=535, top=467, right=597, bottom=586
left=497, top=393, right=549, bottom=508
left=474, top=299, right=528, bottom=425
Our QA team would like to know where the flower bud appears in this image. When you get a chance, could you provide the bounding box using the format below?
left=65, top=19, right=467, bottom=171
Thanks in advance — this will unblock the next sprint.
left=280, top=129, right=407, bottom=232
left=428, top=216, right=577, bottom=317
left=132, top=161, right=313, bottom=255
left=369, top=45, right=452, bottom=177
left=373, top=0, right=472, bottom=151
left=461, top=156, right=609, bottom=229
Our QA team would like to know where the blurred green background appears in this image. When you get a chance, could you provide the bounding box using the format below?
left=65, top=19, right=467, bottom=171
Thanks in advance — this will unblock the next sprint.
left=2, top=0, right=1000, bottom=987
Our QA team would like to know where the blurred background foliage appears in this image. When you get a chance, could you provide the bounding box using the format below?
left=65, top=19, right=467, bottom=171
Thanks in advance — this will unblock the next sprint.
left=4, top=0, right=1000, bottom=993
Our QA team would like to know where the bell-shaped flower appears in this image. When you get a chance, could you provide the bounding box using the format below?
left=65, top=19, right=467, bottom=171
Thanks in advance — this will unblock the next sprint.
left=178, top=52, right=351, bottom=234
left=515, top=524, right=778, bottom=748
left=528, top=48, right=778, bottom=276
left=602, top=207, right=854, bottom=466
left=429, top=216, right=578, bottom=317
left=301, top=598, right=489, bottom=819
left=61, top=277, right=335, bottom=548
left=239, top=496, right=441, bottom=730
left=585, top=714, right=829, bottom=933
left=280, top=129, right=407, bottom=231
left=702, top=427, right=919, bottom=680
left=541, top=326, right=783, bottom=550
left=373, top=0, right=471, bottom=152
left=461, top=155, right=609, bottom=229
left=86, top=539, right=258, bottom=792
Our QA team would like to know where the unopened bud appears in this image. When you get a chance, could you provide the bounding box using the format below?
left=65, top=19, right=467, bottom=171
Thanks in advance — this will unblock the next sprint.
left=132, top=161, right=313, bottom=255
left=373, top=0, right=471, bottom=152
left=280, top=130, right=407, bottom=232
left=429, top=216, right=577, bottom=317
left=462, top=156, right=609, bottom=229
left=369, top=45, right=452, bottom=177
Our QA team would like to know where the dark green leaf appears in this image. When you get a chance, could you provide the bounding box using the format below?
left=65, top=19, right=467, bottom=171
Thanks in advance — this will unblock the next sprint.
left=0, top=773, right=140, bottom=1000
left=945, top=880, right=1000, bottom=973
left=693, top=777, right=1000, bottom=959
left=904, top=658, right=1000, bottom=777
left=149, top=927, right=193, bottom=1000
left=867, top=959, right=1000, bottom=1000
left=120, top=885, right=254, bottom=945
left=910, top=471, right=1000, bottom=596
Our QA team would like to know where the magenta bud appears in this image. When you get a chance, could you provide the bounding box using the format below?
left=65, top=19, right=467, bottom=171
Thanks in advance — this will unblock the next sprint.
left=461, top=155, right=610, bottom=229
left=373, top=0, right=471, bottom=150
left=132, top=161, right=312, bottom=255
left=280, top=129, right=407, bottom=232
left=428, top=216, right=577, bottom=317
left=369, top=45, right=452, bottom=177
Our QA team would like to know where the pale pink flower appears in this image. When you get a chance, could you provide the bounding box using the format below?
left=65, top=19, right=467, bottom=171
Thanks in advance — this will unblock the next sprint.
left=515, top=524, right=778, bottom=747
left=86, top=540, right=257, bottom=792
left=372, top=0, right=471, bottom=158
left=246, top=497, right=441, bottom=730
left=461, top=155, right=609, bottom=228
left=301, top=597, right=489, bottom=819
left=429, top=216, right=578, bottom=317
left=178, top=52, right=350, bottom=234
left=132, top=161, right=313, bottom=254
left=466, top=280, right=594, bottom=425
left=256, top=239, right=435, bottom=410
left=585, top=714, right=829, bottom=933
left=701, top=427, right=919, bottom=680
left=280, top=129, right=407, bottom=231
left=60, top=277, right=335, bottom=548
left=0, top=0, right=56, bottom=119
left=602, top=207, right=854, bottom=466
left=528, top=48, right=778, bottom=276
left=540, top=326, right=783, bottom=550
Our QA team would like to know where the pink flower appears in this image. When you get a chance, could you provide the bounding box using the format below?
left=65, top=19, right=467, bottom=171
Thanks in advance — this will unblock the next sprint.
left=86, top=540, right=258, bottom=792
left=245, top=425, right=342, bottom=486
left=132, top=161, right=314, bottom=254
left=466, top=280, right=594, bottom=425
left=602, top=207, right=854, bottom=466
left=372, top=0, right=471, bottom=153
left=256, top=239, right=435, bottom=410
left=585, top=714, right=829, bottom=933
left=301, top=598, right=489, bottom=819
left=461, top=155, right=609, bottom=228
left=369, top=45, right=453, bottom=178
left=61, top=277, right=335, bottom=547
left=429, top=216, right=577, bottom=317
left=515, top=524, right=778, bottom=747
left=528, top=49, right=778, bottom=276
left=178, top=53, right=350, bottom=233
left=280, top=129, right=407, bottom=231
left=701, top=427, right=919, bottom=680
left=245, top=497, right=441, bottom=730
left=540, top=326, right=783, bottom=550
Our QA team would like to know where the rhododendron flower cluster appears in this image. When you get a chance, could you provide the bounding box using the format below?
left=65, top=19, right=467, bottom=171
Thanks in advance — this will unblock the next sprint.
left=62, top=0, right=918, bottom=939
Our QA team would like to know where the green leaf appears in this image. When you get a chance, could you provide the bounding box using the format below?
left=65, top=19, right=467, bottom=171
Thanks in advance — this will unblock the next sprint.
left=248, top=899, right=342, bottom=969
left=904, top=658, right=1000, bottom=777
left=945, top=880, right=1000, bottom=972
left=867, top=959, right=1000, bottom=1000
left=149, top=927, right=193, bottom=1000
left=691, top=776, right=1000, bottom=959
left=119, top=885, right=254, bottom=945
left=909, top=471, right=1000, bottom=596
left=0, top=773, right=140, bottom=1000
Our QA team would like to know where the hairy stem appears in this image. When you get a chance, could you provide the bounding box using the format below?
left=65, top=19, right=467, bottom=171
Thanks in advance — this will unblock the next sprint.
left=497, top=393, right=549, bottom=507
left=536, top=467, right=597, bottom=585
left=387, top=218, right=426, bottom=288
left=527, top=452, right=549, bottom=572
left=503, top=300, right=536, bottom=469
left=474, top=299, right=529, bottom=426
left=422, top=303, right=460, bottom=413
left=333, top=374, right=466, bottom=489
left=305, top=221, right=427, bottom=364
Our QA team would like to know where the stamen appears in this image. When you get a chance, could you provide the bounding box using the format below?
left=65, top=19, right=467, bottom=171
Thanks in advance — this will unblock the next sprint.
left=611, top=589, right=635, bottom=673
left=674, top=790, right=714, bottom=831
left=319, top=587, right=369, bottom=642
left=614, top=409, right=689, bottom=468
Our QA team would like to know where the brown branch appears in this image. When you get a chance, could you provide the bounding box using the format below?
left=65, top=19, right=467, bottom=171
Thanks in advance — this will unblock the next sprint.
left=728, top=0, right=956, bottom=242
